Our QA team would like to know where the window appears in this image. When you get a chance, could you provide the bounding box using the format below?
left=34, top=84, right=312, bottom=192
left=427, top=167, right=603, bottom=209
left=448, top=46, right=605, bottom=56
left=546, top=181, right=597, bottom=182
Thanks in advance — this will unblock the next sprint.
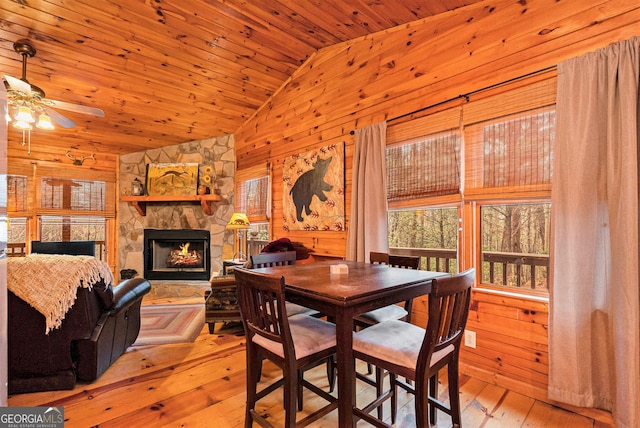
left=480, top=203, right=550, bottom=291
left=388, top=207, right=458, bottom=272
left=39, top=216, right=106, bottom=259
left=468, top=106, right=554, bottom=293
left=41, top=177, right=106, bottom=211
left=236, top=164, right=270, bottom=256
left=6, top=164, right=115, bottom=263
left=386, top=129, right=462, bottom=273
left=386, top=71, right=556, bottom=295
left=8, top=175, right=28, bottom=212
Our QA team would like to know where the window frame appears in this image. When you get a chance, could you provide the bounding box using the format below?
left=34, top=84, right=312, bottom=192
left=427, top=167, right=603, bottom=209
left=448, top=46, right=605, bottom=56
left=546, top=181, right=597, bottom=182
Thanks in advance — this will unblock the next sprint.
left=6, top=163, right=115, bottom=263
left=386, top=71, right=556, bottom=298
left=469, top=197, right=551, bottom=298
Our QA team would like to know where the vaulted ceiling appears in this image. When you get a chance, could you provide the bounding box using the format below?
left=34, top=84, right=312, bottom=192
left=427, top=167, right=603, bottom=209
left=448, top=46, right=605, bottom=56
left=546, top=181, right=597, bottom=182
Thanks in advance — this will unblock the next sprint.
left=1, top=0, right=481, bottom=158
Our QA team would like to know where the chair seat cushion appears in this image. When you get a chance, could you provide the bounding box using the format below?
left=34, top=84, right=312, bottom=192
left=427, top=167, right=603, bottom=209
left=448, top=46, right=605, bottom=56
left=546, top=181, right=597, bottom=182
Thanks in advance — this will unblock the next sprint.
left=355, top=304, right=408, bottom=324
left=253, top=314, right=336, bottom=359
left=353, top=320, right=454, bottom=370
left=286, top=302, right=320, bottom=317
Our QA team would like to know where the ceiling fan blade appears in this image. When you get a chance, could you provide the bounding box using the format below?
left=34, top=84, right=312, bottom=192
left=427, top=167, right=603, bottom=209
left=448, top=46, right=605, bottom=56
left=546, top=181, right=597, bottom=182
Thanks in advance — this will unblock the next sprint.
left=45, top=107, right=77, bottom=128
left=44, top=98, right=105, bottom=117
left=4, top=74, right=31, bottom=94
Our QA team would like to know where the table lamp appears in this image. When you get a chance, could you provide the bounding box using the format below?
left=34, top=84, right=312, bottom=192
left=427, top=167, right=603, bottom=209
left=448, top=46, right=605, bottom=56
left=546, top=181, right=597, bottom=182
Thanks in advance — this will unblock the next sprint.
left=226, top=212, right=251, bottom=261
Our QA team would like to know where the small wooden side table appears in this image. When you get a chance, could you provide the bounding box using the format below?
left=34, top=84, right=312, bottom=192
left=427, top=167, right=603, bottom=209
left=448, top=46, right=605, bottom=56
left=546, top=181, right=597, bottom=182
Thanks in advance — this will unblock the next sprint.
left=204, top=275, right=240, bottom=334
left=222, top=259, right=246, bottom=275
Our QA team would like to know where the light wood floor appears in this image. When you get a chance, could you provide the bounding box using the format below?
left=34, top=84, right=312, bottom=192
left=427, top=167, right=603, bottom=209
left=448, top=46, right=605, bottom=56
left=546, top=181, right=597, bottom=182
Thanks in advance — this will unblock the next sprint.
left=8, top=297, right=611, bottom=427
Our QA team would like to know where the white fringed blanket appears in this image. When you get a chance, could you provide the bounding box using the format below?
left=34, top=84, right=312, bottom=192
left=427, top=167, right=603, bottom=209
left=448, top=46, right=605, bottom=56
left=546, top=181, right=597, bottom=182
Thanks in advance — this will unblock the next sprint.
left=7, top=254, right=115, bottom=333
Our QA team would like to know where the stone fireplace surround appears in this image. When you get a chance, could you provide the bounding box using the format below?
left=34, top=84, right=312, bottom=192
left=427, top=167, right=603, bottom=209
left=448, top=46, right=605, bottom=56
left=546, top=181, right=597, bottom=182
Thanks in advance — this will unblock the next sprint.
left=118, top=135, right=236, bottom=298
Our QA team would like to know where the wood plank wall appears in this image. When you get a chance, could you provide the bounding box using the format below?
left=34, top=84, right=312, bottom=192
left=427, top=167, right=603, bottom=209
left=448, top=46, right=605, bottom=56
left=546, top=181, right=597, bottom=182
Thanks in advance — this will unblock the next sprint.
left=7, top=144, right=120, bottom=274
left=234, top=0, right=640, bottom=407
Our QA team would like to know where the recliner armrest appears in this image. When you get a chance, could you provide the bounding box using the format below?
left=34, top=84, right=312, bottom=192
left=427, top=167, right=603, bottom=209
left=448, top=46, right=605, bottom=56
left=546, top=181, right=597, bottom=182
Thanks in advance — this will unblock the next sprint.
left=111, top=278, right=151, bottom=313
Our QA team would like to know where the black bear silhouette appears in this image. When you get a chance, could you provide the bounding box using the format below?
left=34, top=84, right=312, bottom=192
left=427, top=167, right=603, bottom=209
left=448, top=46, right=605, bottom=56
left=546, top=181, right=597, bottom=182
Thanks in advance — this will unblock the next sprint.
left=289, top=156, right=334, bottom=222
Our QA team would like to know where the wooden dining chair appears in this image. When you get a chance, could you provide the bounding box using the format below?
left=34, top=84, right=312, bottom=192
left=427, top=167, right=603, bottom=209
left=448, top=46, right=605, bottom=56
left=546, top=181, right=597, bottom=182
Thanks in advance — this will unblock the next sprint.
left=353, top=252, right=422, bottom=418
left=250, top=251, right=319, bottom=317
left=355, top=252, right=421, bottom=328
left=369, top=251, right=389, bottom=265
left=234, top=267, right=338, bottom=427
left=352, top=268, right=475, bottom=427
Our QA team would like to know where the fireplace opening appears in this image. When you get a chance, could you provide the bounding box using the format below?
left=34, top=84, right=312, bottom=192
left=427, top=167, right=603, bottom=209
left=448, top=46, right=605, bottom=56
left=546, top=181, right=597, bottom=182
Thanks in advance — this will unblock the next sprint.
left=144, top=229, right=211, bottom=280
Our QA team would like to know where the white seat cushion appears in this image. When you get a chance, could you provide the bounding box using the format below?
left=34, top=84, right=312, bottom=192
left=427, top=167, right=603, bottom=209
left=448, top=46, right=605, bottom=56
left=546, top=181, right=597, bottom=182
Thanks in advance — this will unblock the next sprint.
left=353, top=319, right=454, bottom=370
left=253, top=314, right=336, bottom=359
left=286, top=302, right=320, bottom=317
left=356, top=304, right=408, bottom=324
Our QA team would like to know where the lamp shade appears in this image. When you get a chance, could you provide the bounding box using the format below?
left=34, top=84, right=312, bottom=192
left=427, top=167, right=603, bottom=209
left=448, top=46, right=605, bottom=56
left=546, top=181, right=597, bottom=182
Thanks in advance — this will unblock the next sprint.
left=226, top=212, right=250, bottom=229
left=14, top=105, right=35, bottom=123
left=36, top=113, right=55, bottom=130
left=12, top=120, right=32, bottom=131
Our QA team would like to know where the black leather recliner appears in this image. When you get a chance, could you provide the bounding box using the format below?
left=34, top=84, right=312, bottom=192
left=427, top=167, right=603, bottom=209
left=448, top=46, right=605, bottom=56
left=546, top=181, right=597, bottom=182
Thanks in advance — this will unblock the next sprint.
left=8, top=277, right=151, bottom=394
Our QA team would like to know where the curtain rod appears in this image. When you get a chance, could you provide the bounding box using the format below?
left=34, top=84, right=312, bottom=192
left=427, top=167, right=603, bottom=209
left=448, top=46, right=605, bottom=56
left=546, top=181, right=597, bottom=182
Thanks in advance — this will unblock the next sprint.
left=350, top=65, right=557, bottom=135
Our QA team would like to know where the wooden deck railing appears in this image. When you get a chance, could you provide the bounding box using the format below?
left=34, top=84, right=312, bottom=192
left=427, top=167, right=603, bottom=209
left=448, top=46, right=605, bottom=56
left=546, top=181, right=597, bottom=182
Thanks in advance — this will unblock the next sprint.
left=481, top=251, right=549, bottom=289
left=390, top=247, right=549, bottom=290
left=248, top=239, right=268, bottom=256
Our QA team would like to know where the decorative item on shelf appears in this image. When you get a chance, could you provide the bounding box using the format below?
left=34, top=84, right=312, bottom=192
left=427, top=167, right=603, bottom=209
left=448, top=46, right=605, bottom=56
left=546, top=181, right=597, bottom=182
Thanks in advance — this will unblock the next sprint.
left=226, top=212, right=251, bottom=262
left=131, top=178, right=144, bottom=196
left=199, top=164, right=215, bottom=194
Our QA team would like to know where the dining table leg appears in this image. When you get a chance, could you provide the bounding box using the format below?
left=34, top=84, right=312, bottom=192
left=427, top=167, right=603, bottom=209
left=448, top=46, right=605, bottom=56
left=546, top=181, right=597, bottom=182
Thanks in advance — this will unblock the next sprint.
left=336, top=309, right=356, bottom=427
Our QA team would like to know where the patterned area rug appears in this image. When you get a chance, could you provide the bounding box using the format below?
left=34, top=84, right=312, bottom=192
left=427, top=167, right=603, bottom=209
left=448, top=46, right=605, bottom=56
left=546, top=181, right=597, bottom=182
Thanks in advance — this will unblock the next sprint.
left=134, top=303, right=205, bottom=346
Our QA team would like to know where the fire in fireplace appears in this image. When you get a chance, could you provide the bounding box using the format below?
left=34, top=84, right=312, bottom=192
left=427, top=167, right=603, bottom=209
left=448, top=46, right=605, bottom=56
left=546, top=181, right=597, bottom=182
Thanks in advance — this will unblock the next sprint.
left=144, top=229, right=211, bottom=280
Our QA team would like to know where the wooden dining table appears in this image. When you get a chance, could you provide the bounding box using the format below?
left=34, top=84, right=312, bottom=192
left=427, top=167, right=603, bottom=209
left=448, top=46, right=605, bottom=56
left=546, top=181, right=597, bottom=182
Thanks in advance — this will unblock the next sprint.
left=250, top=260, right=449, bottom=427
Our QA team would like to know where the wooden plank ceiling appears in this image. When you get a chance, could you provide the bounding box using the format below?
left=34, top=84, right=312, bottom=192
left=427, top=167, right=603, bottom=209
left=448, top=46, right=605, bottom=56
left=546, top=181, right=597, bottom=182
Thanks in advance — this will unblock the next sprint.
left=0, top=0, right=481, bottom=158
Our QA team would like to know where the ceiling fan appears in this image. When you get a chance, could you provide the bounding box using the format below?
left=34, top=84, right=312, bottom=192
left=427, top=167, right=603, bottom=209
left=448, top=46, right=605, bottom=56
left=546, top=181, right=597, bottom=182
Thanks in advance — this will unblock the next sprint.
left=4, top=39, right=105, bottom=153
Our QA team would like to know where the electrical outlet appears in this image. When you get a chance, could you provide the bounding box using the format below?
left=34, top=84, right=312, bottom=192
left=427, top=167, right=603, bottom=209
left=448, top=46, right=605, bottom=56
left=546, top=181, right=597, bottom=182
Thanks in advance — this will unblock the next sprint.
left=464, top=330, right=477, bottom=348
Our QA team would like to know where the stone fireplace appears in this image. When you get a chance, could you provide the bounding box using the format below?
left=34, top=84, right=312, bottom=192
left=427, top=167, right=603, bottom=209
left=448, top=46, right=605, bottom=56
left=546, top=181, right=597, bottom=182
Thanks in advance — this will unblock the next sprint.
left=144, top=229, right=211, bottom=281
left=118, top=135, right=236, bottom=298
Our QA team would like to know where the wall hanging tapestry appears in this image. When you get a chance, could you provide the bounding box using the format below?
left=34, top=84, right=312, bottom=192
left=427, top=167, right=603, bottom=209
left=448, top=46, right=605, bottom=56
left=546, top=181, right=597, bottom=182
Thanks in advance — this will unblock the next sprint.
left=282, top=143, right=345, bottom=231
left=145, top=162, right=199, bottom=196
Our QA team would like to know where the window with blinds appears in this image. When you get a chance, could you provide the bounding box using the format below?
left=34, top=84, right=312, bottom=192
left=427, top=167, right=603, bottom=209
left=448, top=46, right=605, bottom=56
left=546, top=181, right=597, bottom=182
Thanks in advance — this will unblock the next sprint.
left=40, top=177, right=106, bottom=211
left=235, top=164, right=270, bottom=223
left=385, top=71, right=556, bottom=294
left=464, top=76, right=556, bottom=198
left=386, top=132, right=461, bottom=202
left=7, top=175, right=28, bottom=213
left=479, top=109, right=554, bottom=188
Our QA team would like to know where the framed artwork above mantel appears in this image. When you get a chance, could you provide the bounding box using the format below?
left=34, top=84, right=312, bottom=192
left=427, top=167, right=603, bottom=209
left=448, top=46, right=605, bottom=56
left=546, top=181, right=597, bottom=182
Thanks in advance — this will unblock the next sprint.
left=145, top=162, right=199, bottom=196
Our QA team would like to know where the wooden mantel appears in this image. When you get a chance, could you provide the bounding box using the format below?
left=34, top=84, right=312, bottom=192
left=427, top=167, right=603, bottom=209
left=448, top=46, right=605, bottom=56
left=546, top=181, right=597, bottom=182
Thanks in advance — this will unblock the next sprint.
left=121, top=194, right=222, bottom=216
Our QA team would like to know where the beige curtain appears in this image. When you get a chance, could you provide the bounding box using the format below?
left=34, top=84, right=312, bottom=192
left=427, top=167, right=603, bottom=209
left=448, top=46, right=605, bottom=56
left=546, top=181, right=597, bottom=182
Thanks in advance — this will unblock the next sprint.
left=549, top=37, right=640, bottom=428
left=346, top=122, right=388, bottom=262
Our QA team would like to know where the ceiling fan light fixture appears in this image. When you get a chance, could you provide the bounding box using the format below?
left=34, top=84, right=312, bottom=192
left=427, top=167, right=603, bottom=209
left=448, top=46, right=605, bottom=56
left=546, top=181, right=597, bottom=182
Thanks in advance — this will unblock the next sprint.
left=36, top=112, right=55, bottom=130
left=12, top=118, right=33, bottom=131
left=14, top=105, right=35, bottom=123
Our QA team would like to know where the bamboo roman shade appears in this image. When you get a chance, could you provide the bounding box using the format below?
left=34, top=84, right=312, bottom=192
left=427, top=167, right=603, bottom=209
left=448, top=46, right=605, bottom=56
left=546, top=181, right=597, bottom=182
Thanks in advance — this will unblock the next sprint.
left=7, top=163, right=116, bottom=218
left=386, top=72, right=557, bottom=202
left=464, top=76, right=556, bottom=198
left=7, top=175, right=28, bottom=213
left=386, top=132, right=461, bottom=202
left=235, top=163, right=270, bottom=223
left=40, top=177, right=106, bottom=211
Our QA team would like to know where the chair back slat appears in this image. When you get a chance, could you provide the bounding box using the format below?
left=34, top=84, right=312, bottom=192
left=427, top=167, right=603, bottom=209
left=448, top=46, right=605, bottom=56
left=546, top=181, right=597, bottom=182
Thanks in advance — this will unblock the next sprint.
left=389, top=254, right=421, bottom=270
left=417, top=268, right=475, bottom=372
left=369, top=251, right=389, bottom=265
left=235, top=267, right=293, bottom=354
left=251, top=251, right=297, bottom=268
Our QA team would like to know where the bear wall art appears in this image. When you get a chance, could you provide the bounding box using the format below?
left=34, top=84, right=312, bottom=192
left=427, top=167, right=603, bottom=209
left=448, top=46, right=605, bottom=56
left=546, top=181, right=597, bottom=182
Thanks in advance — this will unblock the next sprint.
left=282, top=143, right=345, bottom=231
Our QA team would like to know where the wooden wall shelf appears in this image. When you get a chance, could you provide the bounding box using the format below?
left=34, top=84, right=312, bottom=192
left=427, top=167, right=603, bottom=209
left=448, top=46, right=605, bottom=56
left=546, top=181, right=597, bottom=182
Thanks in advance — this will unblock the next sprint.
left=121, top=194, right=222, bottom=216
